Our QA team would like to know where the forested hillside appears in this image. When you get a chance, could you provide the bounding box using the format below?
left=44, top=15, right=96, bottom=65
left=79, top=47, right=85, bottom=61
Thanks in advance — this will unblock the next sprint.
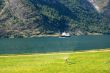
left=0, top=0, right=110, bottom=38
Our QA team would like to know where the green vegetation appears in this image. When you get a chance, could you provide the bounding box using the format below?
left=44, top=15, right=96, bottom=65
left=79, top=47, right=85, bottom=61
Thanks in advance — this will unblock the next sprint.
left=0, top=0, right=110, bottom=38
left=0, top=49, right=110, bottom=73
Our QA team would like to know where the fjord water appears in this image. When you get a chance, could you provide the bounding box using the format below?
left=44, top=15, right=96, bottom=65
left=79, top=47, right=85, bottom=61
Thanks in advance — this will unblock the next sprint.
left=0, top=35, right=110, bottom=54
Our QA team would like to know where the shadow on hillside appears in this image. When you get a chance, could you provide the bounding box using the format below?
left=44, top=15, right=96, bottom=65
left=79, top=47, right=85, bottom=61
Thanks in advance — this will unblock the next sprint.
left=29, top=0, right=72, bottom=32
left=30, top=0, right=78, bottom=20
left=39, top=14, right=69, bottom=33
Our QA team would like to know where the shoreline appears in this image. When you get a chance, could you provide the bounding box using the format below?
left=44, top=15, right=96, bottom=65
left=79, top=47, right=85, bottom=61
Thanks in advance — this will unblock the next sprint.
left=1, top=32, right=110, bottom=38
left=0, top=34, right=110, bottom=39
left=0, top=48, right=110, bottom=57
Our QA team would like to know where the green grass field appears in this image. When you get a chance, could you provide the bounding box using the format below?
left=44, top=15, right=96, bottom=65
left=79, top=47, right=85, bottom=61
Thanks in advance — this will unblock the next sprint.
left=0, top=50, right=110, bottom=73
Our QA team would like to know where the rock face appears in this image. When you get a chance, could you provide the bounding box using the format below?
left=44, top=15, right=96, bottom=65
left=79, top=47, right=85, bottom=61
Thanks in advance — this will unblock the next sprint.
left=7, top=0, right=39, bottom=20
left=0, top=0, right=110, bottom=37
left=88, top=0, right=110, bottom=17
left=8, top=0, right=28, bottom=19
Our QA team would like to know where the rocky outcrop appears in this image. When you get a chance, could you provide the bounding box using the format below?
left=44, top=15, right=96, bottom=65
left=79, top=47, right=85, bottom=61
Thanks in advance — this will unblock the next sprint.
left=88, top=0, right=110, bottom=17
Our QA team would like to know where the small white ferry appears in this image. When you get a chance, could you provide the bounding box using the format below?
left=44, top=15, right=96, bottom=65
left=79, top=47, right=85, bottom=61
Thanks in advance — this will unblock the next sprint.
left=60, top=32, right=70, bottom=37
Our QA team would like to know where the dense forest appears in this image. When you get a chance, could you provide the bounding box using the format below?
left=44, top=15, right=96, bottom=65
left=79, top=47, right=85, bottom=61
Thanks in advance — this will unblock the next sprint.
left=0, top=0, right=110, bottom=38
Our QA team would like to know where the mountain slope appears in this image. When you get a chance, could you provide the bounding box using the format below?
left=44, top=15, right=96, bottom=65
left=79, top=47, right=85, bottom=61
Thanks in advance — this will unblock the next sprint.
left=0, top=0, right=110, bottom=37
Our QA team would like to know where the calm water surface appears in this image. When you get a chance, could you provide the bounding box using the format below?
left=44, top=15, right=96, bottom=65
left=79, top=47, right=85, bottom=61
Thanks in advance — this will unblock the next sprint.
left=0, top=35, right=110, bottom=54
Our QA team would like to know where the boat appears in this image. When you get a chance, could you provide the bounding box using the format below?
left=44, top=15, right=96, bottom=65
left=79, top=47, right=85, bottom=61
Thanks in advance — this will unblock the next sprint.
left=60, top=32, right=70, bottom=37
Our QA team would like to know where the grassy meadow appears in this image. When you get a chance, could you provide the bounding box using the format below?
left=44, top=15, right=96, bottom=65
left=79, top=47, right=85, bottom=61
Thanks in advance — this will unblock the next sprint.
left=0, top=49, right=110, bottom=73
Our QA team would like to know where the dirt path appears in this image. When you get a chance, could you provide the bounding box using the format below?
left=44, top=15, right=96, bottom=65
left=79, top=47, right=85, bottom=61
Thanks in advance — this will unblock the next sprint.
left=0, top=52, right=72, bottom=58
left=76, top=49, right=110, bottom=53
